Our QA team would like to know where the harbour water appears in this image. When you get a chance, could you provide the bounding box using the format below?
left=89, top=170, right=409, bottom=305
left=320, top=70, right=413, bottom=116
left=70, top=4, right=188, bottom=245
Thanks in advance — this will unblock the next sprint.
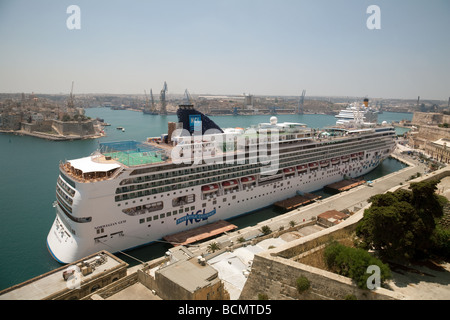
left=0, top=108, right=412, bottom=290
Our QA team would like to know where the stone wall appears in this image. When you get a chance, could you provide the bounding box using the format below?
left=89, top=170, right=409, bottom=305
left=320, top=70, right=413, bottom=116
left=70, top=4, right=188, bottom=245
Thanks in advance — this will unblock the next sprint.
left=82, top=272, right=138, bottom=300
left=52, top=119, right=95, bottom=136
left=412, top=112, right=450, bottom=126
left=239, top=210, right=405, bottom=300
left=21, top=120, right=54, bottom=133
left=240, top=252, right=403, bottom=300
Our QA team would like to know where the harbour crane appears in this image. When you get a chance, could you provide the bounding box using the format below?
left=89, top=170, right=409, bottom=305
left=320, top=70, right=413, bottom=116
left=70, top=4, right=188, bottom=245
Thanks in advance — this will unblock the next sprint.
left=160, top=81, right=168, bottom=115
left=297, top=89, right=306, bottom=114
left=67, top=81, right=75, bottom=109
left=144, top=90, right=149, bottom=113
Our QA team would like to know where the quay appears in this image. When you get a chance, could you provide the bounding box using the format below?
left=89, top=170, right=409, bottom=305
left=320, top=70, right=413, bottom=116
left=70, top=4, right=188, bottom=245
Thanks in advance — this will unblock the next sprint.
left=163, top=220, right=237, bottom=246
left=324, top=178, right=366, bottom=193
left=0, top=129, right=104, bottom=141
left=273, top=193, right=321, bottom=211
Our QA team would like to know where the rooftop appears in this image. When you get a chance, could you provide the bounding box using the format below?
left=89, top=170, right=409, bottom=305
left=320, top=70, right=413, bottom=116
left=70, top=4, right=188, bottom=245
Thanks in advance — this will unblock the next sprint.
left=0, top=251, right=127, bottom=300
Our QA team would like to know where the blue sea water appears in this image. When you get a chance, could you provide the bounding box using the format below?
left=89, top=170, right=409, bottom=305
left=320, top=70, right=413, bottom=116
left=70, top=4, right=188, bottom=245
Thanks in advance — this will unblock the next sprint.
left=0, top=108, right=412, bottom=290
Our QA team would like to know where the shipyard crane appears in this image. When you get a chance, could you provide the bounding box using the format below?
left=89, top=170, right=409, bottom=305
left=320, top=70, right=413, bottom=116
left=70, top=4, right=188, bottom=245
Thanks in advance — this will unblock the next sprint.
left=150, top=89, right=156, bottom=113
left=144, top=90, right=150, bottom=113
left=160, top=81, right=168, bottom=115
left=67, top=81, right=75, bottom=109
left=183, top=89, right=193, bottom=105
left=143, top=89, right=158, bottom=114
left=297, top=90, right=306, bottom=114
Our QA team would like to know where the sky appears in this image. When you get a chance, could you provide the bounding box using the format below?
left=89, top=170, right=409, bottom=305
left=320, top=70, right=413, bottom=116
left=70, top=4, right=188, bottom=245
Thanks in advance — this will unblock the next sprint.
left=0, top=0, right=449, bottom=100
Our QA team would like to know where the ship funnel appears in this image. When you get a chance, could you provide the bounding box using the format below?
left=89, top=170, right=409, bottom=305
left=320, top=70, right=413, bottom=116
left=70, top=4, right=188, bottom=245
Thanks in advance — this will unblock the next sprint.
left=363, top=98, right=369, bottom=108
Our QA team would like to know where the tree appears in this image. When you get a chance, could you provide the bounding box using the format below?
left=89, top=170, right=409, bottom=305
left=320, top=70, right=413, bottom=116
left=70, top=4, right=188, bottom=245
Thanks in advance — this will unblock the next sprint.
left=260, top=225, right=272, bottom=235
left=207, top=242, right=220, bottom=253
left=356, top=180, right=445, bottom=260
left=324, top=241, right=391, bottom=289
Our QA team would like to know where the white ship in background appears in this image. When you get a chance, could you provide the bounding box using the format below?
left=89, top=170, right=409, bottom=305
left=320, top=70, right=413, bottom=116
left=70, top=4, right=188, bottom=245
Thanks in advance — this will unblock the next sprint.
left=335, top=98, right=379, bottom=126
left=47, top=96, right=396, bottom=263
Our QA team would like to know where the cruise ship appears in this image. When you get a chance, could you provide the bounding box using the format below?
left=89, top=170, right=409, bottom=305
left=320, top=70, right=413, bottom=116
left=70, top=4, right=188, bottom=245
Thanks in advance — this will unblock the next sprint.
left=47, top=101, right=396, bottom=263
left=335, top=102, right=378, bottom=125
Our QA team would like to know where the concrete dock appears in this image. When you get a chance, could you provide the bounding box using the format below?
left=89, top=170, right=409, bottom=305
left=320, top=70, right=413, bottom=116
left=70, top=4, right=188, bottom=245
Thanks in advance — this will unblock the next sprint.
left=324, top=178, right=366, bottom=193
left=273, top=193, right=321, bottom=211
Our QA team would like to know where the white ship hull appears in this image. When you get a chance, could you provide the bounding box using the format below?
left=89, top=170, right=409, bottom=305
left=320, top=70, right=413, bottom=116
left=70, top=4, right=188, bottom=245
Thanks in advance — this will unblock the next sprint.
left=47, top=148, right=390, bottom=263
left=47, top=103, right=396, bottom=263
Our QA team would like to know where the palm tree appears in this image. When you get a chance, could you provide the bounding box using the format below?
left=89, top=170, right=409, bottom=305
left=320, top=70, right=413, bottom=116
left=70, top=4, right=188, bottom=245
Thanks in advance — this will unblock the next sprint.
left=207, top=242, right=220, bottom=253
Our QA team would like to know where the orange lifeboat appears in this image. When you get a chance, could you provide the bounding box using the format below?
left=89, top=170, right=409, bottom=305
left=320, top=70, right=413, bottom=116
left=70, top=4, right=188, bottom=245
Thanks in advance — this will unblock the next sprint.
left=331, top=158, right=340, bottom=165
left=283, top=167, right=295, bottom=175
left=309, top=162, right=319, bottom=169
left=222, top=180, right=239, bottom=189
left=320, top=160, right=329, bottom=167
left=201, top=184, right=219, bottom=193
left=241, top=176, right=256, bottom=184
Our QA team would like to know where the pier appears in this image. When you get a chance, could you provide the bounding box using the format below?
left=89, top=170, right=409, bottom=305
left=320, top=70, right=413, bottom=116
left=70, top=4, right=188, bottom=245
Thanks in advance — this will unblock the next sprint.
left=324, top=178, right=366, bottom=193
left=163, top=220, right=237, bottom=246
left=273, top=193, right=321, bottom=211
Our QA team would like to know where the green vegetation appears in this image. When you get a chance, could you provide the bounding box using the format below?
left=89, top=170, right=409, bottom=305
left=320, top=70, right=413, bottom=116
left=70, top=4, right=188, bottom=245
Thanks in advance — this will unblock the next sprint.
left=356, top=179, right=448, bottom=260
left=258, top=293, right=269, bottom=300
left=207, top=242, right=221, bottom=253
left=295, top=275, right=310, bottom=293
left=260, top=225, right=272, bottom=236
left=324, top=241, right=391, bottom=289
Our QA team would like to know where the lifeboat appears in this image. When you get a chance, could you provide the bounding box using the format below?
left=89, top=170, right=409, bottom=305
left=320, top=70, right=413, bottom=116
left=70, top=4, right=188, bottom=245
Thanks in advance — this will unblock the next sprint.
left=296, top=164, right=308, bottom=172
left=320, top=160, right=329, bottom=167
left=309, top=162, right=319, bottom=169
left=201, top=184, right=219, bottom=193
left=241, top=176, right=256, bottom=184
left=222, top=180, right=239, bottom=189
left=331, top=158, right=340, bottom=165
left=283, top=167, right=295, bottom=175
left=351, top=153, right=358, bottom=158
left=341, top=155, right=350, bottom=162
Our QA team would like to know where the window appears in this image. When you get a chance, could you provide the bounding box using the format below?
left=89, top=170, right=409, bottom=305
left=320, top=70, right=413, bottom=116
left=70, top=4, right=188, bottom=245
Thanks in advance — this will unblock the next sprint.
left=139, top=218, right=145, bottom=224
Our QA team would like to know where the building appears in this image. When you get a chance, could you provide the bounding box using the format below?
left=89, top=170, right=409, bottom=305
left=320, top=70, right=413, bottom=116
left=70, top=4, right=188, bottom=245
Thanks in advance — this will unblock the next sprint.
left=0, top=251, right=128, bottom=300
left=317, top=210, right=349, bottom=228
left=424, top=138, right=450, bottom=164
left=139, top=246, right=230, bottom=300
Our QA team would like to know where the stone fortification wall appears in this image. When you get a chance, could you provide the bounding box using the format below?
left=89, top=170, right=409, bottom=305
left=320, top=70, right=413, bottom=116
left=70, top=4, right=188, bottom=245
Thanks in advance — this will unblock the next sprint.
left=412, top=112, right=450, bottom=126
left=240, top=251, right=402, bottom=300
left=52, top=119, right=95, bottom=136
left=416, top=125, right=450, bottom=142
left=21, top=120, right=54, bottom=133
left=239, top=213, right=405, bottom=300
